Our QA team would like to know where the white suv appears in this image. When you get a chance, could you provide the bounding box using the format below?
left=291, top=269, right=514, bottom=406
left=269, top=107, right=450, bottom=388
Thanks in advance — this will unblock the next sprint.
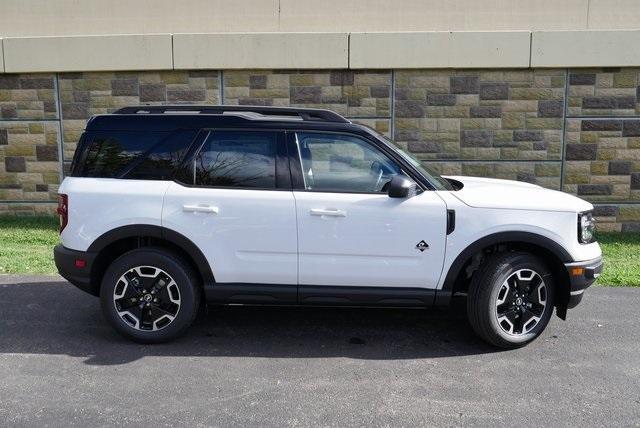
left=54, top=106, right=603, bottom=348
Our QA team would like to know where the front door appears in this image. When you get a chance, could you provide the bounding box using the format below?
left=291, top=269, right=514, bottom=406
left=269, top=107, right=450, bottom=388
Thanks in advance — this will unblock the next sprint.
left=291, top=131, right=448, bottom=291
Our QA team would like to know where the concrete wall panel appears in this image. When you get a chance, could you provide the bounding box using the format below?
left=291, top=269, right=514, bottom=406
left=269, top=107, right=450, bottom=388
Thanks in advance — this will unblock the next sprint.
left=350, top=32, right=531, bottom=69
left=3, top=34, right=173, bottom=73
left=173, top=33, right=348, bottom=69
left=532, top=30, right=640, bottom=67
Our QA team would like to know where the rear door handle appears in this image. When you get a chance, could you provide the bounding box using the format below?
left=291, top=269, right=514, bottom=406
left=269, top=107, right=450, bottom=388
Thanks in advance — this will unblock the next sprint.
left=183, top=204, right=219, bottom=214
left=310, top=208, right=347, bottom=217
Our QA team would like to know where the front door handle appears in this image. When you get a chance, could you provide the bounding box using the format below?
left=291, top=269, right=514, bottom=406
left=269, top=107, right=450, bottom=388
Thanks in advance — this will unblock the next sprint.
left=310, top=208, right=347, bottom=217
left=183, top=204, right=219, bottom=214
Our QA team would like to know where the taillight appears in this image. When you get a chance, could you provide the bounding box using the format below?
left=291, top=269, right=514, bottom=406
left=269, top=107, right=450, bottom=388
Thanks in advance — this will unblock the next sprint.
left=57, top=194, right=68, bottom=233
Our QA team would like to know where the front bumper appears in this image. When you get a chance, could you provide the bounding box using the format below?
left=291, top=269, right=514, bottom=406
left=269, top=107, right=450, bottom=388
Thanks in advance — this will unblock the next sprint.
left=53, top=244, right=99, bottom=296
left=564, top=255, right=603, bottom=308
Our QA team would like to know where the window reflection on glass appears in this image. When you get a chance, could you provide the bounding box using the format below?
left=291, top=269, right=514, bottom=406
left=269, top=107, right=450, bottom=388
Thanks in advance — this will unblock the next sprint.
left=296, top=132, right=402, bottom=193
left=195, top=131, right=277, bottom=189
left=81, top=131, right=166, bottom=178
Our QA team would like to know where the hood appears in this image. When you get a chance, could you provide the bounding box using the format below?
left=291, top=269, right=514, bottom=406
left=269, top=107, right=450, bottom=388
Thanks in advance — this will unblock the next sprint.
left=443, top=176, right=593, bottom=213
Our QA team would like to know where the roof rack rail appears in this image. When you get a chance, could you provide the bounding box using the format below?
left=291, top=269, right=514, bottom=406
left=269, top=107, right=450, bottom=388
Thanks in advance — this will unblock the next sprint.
left=112, top=105, right=350, bottom=123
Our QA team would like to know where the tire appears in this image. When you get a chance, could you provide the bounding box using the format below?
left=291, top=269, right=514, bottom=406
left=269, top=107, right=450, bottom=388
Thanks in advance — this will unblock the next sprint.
left=467, top=251, right=555, bottom=349
left=100, top=247, right=201, bottom=343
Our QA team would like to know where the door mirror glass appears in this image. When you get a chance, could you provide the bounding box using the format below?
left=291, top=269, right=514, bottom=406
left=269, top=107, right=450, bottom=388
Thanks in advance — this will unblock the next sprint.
left=388, top=175, right=418, bottom=198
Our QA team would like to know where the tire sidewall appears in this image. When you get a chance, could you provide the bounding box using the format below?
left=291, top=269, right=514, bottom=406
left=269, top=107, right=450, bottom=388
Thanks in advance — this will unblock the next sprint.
left=100, top=248, right=199, bottom=343
left=485, top=254, right=555, bottom=346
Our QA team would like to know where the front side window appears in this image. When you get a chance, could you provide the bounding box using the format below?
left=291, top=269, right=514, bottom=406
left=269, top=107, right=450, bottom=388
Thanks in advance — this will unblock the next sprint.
left=296, top=132, right=403, bottom=193
left=195, top=131, right=277, bottom=189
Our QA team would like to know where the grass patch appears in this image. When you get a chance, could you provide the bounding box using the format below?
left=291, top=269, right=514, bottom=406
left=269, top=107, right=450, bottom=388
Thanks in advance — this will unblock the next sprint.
left=0, top=216, right=638, bottom=286
left=596, top=232, right=640, bottom=287
left=0, top=216, right=59, bottom=275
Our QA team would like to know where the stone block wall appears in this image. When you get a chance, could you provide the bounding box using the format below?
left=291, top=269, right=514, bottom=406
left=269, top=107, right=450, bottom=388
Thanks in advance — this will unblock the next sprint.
left=563, top=67, right=640, bottom=231
left=0, top=68, right=638, bottom=231
left=0, top=73, right=61, bottom=214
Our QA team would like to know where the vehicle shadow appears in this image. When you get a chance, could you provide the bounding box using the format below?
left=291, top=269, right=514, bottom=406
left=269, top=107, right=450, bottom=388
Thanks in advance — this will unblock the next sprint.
left=0, top=279, right=500, bottom=366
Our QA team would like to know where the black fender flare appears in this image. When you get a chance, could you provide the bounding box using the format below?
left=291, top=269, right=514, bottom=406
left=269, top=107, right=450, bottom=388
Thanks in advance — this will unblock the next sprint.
left=87, top=224, right=215, bottom=284
left=439, top=231, right=573, bottom=293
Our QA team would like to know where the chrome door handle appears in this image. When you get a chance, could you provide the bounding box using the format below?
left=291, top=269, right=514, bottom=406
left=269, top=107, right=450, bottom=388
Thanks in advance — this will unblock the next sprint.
left=310, top=208, right=347, bottom=217
left=183, top=204, right=219, bottom=214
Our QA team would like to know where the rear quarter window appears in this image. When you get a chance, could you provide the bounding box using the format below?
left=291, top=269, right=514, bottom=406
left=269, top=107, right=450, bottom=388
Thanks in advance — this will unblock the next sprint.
left=71, top=129, right=199, bottom=180
left=73, top=131, right=167, bottom=178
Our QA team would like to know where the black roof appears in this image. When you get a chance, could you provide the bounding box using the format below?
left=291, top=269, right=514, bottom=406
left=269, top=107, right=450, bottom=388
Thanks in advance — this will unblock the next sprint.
left=87, top=105, right=361, bottom=133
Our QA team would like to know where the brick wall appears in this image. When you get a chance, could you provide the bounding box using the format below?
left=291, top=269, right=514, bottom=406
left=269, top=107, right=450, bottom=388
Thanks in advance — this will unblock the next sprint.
left=0, top=68, right=638, bottom=231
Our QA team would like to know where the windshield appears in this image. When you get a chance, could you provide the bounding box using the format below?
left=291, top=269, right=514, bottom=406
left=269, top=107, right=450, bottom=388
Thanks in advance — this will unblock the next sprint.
left=364, top=128, right=454, bottom=191
left=396, top=148, right=454, bottom=190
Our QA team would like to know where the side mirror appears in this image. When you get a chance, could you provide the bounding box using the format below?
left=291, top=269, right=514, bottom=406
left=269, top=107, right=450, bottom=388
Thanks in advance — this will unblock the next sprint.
left=388, top=175, right=418, bottom=198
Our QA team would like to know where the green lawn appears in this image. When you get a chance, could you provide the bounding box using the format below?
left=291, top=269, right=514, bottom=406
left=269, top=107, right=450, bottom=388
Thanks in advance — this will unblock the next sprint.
left=594, top=232, right=640, bottom=286
left=0, top=216, right=60, bottom=275
left=0, top=216, right=638, bottom=286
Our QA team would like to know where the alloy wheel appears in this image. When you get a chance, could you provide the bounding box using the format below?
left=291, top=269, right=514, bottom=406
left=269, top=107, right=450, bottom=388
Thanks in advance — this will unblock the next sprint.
left=495, top=269, right=547, bottom=336
left=112, top=266, right=181, bottom=331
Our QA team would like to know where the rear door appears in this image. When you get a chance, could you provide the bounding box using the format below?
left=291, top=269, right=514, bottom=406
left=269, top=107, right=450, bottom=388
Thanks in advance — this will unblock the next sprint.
left=162, top=129, right=298, bottom=288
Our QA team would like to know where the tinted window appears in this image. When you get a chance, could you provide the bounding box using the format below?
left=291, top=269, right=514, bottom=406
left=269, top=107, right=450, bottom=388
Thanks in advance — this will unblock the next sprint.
left=126, top=130, right=198, bottom=180
left=296, top=132, right=403, bottom=193
left=195, top=131, right=277, bottom=188
left=76, top=131, right=167, bottom=178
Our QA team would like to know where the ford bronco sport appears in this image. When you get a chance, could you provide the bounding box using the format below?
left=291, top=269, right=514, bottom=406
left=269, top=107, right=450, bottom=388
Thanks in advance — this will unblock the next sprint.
left=54, top=105, right=603, bottom=348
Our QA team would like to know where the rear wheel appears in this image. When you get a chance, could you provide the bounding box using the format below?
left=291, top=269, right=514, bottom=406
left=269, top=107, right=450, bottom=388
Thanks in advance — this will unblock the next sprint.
left=467, top=252, right=555, bottom=348
left=100, top=247, right=201, bottom=343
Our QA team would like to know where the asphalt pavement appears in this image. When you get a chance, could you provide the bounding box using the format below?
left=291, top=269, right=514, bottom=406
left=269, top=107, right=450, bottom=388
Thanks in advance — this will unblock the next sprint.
left=0, top=275, right=638, bottom=427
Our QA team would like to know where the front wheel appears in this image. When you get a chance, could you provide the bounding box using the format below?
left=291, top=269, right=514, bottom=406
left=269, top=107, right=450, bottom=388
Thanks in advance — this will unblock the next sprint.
left=100, top=247, right=201, bottom=343
left=467, top=252, right=555, bottom=348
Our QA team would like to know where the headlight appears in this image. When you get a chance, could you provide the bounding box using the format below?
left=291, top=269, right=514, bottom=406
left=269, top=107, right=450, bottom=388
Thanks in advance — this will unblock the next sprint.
left=578, top=211, right=596, bottom=244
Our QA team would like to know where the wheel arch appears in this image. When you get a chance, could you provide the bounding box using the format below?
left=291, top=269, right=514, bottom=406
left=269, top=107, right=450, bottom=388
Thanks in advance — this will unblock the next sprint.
left=88, top=225, right=215, bottom=294
left=439, top=231, right=572, bottom=317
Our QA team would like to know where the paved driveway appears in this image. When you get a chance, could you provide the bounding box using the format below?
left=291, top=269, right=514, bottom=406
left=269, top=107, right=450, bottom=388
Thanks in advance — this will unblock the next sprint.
left=0, top=275, right=638, bottom=427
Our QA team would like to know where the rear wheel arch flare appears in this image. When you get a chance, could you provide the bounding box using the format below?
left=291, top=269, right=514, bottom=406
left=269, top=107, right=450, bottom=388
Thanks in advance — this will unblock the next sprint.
left=88, top=225, right=215, bottom=288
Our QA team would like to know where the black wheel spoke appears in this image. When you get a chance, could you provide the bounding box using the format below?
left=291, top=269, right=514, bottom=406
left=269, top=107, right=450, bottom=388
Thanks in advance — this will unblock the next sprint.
left=520, top=308, right=538, bottom=332
left=151, top=274, right=170, bottom=294
left=116, top=296, right=139, bottom=311
left=501, top=308, right=517, bottom=323
left=529, top=302, right=545, bottom=316
left=138, top=306, right=149, bottom=329
left=497, top=303, right=510, bottom=315
left=512, top=310, right=523, bottom=334
left=125, top=272, right=143, bottom=294
left=120, top=304, right=144, bottom=329
left=151, top=304, right=175, bottom=318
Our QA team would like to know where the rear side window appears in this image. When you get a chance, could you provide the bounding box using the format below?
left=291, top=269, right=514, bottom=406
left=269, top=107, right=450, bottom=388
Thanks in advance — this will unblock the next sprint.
left=75, top=131, right=167, bottom=178
left=126, top=130, right=198, bottom=180
left=195, top=131, right=277, bottom=189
